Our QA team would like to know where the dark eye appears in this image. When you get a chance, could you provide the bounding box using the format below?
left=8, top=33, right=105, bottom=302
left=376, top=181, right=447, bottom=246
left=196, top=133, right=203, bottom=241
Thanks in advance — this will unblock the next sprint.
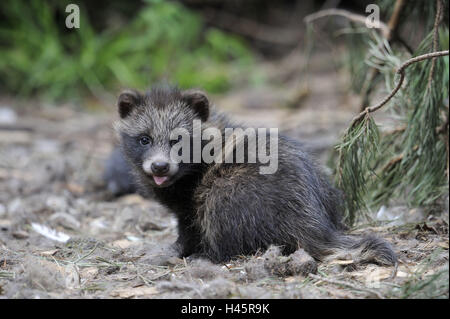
left=139, top=135, right=151, bottom=146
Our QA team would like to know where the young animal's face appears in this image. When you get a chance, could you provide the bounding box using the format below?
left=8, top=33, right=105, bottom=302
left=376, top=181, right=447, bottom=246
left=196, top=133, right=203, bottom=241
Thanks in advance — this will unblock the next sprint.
left=116, top=87, right=209, bottom=188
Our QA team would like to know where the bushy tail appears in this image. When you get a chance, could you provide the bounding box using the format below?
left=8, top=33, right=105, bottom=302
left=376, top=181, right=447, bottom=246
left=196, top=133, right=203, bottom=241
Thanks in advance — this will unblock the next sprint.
left=324, top=234, right=397, bottom=266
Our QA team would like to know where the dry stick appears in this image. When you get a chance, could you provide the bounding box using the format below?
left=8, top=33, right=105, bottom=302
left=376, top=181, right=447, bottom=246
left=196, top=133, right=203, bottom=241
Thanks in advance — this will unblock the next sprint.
left=350, top=50, right=450, bottom=127
left=386, top=0, right=406, bottom=40
left=203, top=9, right=300, bottom=45
left=427, top=0, right=444, bottom=89
left=308, top=273, right=385, bottom=299
left=382, top=154, right=404, bottom=171
left=303, top=1, right=410, bottom=111
left=359, top=0, right=406, bottom=111
left=304, top=8, right=389, bottom=36
left=382, top=145, right=419, bottom=172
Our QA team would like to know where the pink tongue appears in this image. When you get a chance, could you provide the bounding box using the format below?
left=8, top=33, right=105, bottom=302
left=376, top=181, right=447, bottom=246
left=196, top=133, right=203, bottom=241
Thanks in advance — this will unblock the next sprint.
left=153, top=176, right=168, bottom=185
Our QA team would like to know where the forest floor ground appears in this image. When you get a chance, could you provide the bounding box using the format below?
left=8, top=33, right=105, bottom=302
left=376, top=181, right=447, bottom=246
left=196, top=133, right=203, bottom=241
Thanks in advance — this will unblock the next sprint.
left=0, top=51, right=448, bottom=299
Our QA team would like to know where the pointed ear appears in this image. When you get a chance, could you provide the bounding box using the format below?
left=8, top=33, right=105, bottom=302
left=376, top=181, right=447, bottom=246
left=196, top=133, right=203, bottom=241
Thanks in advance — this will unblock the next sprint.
left=118, top=90, right=142, bottom=118
left=182, top=89, right=209, bottom=121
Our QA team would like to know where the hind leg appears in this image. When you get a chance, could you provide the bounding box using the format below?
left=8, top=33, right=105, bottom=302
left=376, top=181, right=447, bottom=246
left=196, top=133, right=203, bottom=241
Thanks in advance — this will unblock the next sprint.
left=195, top=198, right=243, bottom=262
left=195, top=202, right=252, bottom=262
left=194, top=180, right=288, bottom=262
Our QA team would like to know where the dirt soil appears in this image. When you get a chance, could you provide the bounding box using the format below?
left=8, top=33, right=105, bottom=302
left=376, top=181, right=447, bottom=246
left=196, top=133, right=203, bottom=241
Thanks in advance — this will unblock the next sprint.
left=0, top=52, right=448, bottom=299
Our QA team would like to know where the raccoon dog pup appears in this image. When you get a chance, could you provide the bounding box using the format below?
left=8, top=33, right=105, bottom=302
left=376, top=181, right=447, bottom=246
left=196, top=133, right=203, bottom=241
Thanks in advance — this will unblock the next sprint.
left=115, top=85, right=397, bottom=266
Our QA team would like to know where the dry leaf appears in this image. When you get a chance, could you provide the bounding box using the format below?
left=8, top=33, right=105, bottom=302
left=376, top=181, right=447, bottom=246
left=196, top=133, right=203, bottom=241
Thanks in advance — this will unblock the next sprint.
left=12, top=230, right=29, bottom=239
left=112, top=239, right=137, bottom=249
left=39, top=249, right=59, bottom=257
left=329, top=259, right=355, bottom=265
left=396, top=271, right=408, bottom=278
left=284, top=276, right=299, bottom=283
left=66, top=182, right=84, bottom=194
left=350, top=265, right=394, bottom=282
left=119, top=194, right=146, bottom=205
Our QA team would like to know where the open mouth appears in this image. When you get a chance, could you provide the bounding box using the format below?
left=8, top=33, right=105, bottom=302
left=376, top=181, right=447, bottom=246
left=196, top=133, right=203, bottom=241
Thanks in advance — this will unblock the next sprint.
left=152, top=175, right=169, bottom=186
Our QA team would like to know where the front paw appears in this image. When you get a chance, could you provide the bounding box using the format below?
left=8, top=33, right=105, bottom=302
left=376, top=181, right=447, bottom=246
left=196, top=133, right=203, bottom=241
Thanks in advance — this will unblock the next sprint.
left=173, top=237, right=200, bottom=258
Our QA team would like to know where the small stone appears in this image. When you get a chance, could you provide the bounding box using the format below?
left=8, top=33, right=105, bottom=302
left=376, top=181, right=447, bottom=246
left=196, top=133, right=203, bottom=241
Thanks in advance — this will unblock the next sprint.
left=0, top=219, right=12, bottom=231
left=49, top=212, right=81, bottom=230
left=12, top=230, right=29, bottom=239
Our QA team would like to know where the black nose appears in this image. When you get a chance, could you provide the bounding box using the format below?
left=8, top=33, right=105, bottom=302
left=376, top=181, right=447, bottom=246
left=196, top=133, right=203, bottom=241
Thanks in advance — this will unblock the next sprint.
left=151, top=161, right=169, bottom=175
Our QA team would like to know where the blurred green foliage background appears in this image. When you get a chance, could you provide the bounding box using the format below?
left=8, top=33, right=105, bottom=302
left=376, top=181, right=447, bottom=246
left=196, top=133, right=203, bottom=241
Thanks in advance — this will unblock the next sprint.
left=0, top=0, right=258, bottom=102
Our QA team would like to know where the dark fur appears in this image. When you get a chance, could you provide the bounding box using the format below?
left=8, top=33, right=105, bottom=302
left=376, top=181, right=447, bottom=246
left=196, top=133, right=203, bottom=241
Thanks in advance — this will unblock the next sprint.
left=116, top=85, right=397, bottom=265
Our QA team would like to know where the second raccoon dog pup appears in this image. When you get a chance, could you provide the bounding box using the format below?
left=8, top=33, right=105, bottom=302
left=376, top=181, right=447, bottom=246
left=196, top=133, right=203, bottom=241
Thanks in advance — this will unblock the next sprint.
left=115, top=86, right=397, bottom=266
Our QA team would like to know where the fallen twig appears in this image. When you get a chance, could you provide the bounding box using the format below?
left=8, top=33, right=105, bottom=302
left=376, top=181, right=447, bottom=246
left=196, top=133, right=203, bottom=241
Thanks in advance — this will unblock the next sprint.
left=308, top=273, right=385, bottom=299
